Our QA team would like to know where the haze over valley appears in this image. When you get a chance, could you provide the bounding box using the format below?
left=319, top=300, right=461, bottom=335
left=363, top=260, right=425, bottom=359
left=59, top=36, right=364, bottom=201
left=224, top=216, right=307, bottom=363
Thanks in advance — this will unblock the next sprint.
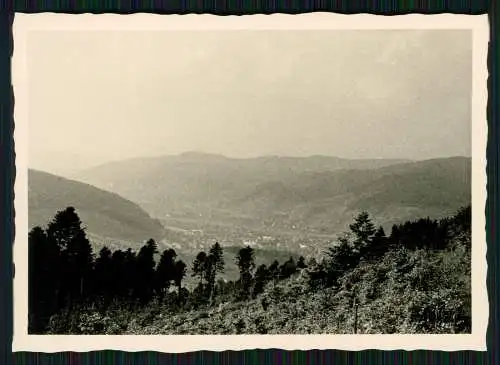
left=27, top=29, right=472, bottom=264
left=29, top=152, right=471, bottom=280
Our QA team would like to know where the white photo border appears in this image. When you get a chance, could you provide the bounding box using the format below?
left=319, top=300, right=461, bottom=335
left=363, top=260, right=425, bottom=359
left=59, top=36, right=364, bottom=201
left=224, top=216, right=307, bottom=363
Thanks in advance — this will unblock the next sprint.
left=12, top=12, right=489, bottom=352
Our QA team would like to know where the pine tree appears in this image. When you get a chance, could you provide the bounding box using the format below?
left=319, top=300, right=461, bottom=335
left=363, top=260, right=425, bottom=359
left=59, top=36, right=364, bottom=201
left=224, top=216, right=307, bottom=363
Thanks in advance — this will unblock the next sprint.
left=268, top=260, right=280, bottom=285
left=46, top=207, right=85, bottom=250
left=173, top=260, right=187, bottom=299
left=349, top=211, right=376, bottom=257
left=306, top=259, right=328, bottom=290
left=325, top=233, right=356, bottom=286
left=367, top=226, right=389, bottom=260
left=192, top=251, right=208, bottom=287
left=279, top=257, right=297, bottom=280
left=135, top=239, right=158, bottom=304
left=122, top=248, right=137, bottom=299
left=93, top=246, right=113, bottom=302
left=28, top=226, right=60, bottom=333
left=110, top=249, right=129, bottom=299
left=389, top=224, right=402, bottom=248
left=297, top=256, right=307, bottom=269
left=454, top=205, right=471, bottom=233
left=46, top=207, right=94, bottom=307
left=252, top=264, right=270, bottom=298
left=206, top=242, right=225, bottom=304
left=208, top=242, right=224, bottom=273
left=156, top=248, right=177, bottom=300
left=235, top=245, right=255, bottom=300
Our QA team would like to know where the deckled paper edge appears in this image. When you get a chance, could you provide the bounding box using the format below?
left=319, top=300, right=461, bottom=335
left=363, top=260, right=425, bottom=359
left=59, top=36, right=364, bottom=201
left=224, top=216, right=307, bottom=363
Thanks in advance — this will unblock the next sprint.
left=11, top=12, right=489, bottom=352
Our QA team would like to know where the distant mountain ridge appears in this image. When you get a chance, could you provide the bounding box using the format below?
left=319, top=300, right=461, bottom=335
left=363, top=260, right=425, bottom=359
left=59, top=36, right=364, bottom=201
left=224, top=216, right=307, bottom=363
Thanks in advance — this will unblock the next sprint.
left=29, top=169, right=166, bottom=247
left=233, top=156, right=471, bottom=232
left=79, top=151, right=410, bottom=176
left=73, top=153, right=470, bottom=235
left=73, top=152, right=410, bottom=213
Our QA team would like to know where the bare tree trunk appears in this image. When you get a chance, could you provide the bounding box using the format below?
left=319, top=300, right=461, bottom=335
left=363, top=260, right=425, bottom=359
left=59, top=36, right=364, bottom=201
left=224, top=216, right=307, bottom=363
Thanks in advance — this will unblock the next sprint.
left=353, top=296, right=358, bottom=334
left=209, top=284, right=214, bottom=307
left=177, top=282, right=182, bottom=304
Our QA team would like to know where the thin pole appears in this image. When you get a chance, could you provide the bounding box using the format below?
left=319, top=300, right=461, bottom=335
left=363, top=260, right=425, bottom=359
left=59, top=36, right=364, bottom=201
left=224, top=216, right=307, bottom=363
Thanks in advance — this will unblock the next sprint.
left=353, top=296, right=358, bottom=334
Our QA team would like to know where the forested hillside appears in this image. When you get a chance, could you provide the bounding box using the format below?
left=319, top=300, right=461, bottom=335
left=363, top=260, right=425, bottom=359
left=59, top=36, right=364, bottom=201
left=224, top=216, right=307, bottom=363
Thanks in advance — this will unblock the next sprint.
left=28, top=205, right=471, bottom=335
left=29, top=170, right=166, bottom=247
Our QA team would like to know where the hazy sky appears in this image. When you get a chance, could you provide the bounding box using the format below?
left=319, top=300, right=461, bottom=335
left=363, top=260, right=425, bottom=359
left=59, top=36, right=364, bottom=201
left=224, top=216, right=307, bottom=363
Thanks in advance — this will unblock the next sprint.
left=27, top=29, right=472, bottom=175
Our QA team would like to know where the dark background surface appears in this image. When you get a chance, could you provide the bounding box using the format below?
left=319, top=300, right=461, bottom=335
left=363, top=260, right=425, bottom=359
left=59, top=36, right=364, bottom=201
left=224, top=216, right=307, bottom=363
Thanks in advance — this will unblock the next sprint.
left=1, top=1, right=496, bottom=364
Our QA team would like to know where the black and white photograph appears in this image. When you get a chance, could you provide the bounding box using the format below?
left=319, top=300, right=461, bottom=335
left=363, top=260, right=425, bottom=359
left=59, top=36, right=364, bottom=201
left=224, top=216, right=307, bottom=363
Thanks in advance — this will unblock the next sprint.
left=13, top=13, right=488, bottom=352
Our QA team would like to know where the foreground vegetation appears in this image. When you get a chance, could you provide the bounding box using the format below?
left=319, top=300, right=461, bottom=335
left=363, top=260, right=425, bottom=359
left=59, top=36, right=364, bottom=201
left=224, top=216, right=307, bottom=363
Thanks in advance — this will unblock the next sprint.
left=29, top=205, right=471, bottom=334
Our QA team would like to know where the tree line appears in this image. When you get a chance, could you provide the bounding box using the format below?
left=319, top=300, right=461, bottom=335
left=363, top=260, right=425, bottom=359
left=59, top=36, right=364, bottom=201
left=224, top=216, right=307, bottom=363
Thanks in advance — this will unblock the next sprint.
left=28, top=205, right=471, bottom=334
